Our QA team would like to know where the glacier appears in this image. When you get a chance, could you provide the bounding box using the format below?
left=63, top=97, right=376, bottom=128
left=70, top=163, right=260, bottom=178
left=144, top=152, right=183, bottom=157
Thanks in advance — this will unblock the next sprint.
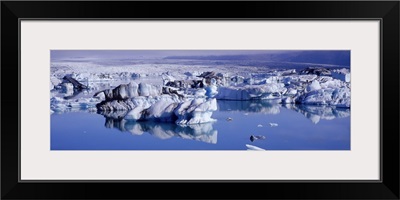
left=50, top=65, right=350, bottom=126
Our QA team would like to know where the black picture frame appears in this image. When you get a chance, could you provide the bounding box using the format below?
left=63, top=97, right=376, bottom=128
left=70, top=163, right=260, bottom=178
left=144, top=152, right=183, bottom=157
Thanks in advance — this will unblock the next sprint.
left=1, top=1, right=399, bottom=199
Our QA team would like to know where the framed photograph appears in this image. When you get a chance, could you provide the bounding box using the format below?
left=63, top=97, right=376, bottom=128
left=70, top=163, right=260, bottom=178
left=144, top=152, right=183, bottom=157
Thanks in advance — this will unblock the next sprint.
left=2, top=1, right=399, bottom=199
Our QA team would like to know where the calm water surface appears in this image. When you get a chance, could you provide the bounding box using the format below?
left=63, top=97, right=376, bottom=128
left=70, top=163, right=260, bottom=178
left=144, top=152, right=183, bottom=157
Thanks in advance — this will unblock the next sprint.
left=51, top=100, right=350, bottom=150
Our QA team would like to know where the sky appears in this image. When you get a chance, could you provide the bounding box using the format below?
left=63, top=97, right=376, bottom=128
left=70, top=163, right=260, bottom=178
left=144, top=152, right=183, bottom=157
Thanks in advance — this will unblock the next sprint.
left=51, top=50, right=287, bottom=60
left=51, top=50, right=351, bottom=66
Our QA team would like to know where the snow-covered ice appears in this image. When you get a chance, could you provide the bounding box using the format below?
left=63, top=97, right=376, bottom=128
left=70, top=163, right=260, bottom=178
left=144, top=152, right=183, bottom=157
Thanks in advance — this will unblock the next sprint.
left=331, top=68, right=351, bottom=82
left=50, top=58, right=351, bottom=126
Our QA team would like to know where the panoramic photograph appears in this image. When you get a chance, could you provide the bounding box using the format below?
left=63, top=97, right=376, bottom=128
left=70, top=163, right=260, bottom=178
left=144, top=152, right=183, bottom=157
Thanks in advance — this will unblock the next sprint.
left=50, top=50, right=351, bottom=150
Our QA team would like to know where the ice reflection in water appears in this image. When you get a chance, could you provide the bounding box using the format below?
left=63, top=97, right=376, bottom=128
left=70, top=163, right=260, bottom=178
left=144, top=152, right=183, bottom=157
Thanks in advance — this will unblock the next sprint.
left=217, top=100, right=282, bottom=114
left=217, top=100, right=350, bottom=123
left=51, top=100, right=350, bottom=150
left=96, top=100, right=350, bottom=145
left=282, top=104, right=350, bottom=124
left=99, top=111, right=218, bottom=144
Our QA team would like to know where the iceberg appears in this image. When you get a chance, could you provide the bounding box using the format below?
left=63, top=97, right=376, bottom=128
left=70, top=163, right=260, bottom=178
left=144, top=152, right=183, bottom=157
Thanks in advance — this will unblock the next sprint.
left=93, top=81, right=161, bottom=101
left=51, top=66, right=351, bottom=119
left=205, top=80, right=218, bottom=98
left=214, top=70, right=350, bottom=107
left=176, top=98, right=217, bottom=125
left=331, top=69, right=351, bottom=83
left=96, top=83, right=218, bottom=125
left=297, top=87, right=350, bottom=107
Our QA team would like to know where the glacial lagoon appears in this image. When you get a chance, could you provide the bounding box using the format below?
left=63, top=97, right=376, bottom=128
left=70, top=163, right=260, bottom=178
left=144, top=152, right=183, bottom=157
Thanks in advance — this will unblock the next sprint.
left=50, top=50, right=351, bottom=150
left=51, top=100, right=350, bottom=150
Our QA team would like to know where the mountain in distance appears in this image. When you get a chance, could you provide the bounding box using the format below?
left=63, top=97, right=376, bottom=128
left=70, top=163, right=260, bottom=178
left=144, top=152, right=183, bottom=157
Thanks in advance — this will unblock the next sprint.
left=164, top=50, right=350, bottom=66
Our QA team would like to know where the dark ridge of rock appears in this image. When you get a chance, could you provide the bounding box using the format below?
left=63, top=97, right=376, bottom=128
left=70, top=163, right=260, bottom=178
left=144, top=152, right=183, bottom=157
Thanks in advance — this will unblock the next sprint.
left=250, top=135, right=266, bottom=142
left=197, top=71, right=215, bottom=78
left=300, top=67, right=331, bottom=76
left=62, top=75, right=88, bottom=90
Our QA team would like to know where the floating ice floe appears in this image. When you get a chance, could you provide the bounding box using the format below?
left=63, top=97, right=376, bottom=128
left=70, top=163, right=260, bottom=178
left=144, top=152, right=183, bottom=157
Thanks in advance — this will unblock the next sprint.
left=246, top=144, right=266, bottom=151
left=269, top=123, right=278, bottom=127
left=50, top=96, right=100, bottom=113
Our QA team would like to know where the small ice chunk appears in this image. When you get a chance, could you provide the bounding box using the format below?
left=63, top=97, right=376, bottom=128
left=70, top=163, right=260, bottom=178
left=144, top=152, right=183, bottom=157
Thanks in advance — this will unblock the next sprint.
left=269, top=123, right=278, bottom=127
left=257, top=124, right=263, bottom=127
left=246, top=144, right=266, bottom=151
left=250, top=135, right=266, bottom=142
